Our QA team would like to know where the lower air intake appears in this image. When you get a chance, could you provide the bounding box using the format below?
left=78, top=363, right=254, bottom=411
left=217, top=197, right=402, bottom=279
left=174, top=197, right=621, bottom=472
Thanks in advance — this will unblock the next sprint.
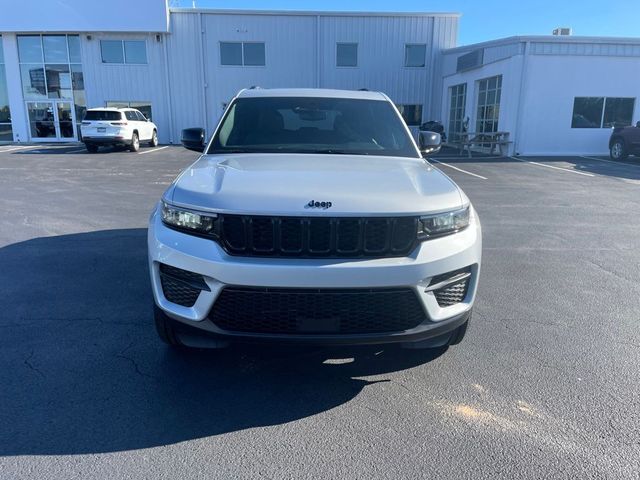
left=210, top=287, right=426, bottom=334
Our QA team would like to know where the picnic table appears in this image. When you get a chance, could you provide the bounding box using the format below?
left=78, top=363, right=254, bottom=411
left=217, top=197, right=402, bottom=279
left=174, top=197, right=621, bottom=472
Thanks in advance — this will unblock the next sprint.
left=455, top=131, right=511, bottom=157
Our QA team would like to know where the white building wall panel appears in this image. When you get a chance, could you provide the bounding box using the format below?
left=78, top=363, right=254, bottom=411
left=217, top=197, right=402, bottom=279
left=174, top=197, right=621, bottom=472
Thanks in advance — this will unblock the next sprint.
left=517, top=55, right=640, bottom=155
left=80, top=33, right=171, bottom=142
left=201, top=13, right=317, bottom=134
left=429, top=16, right=458, bottom=120
left=165, top=12, right=206, bottom=142
left=318, top=15, right=433, bottom=108
left=530, top=41, right=640, bottom=57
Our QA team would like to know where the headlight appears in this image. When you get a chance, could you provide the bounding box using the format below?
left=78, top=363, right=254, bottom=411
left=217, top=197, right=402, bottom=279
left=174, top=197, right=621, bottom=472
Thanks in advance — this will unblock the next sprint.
left=418, top=206, right=470, bottom=239
left=160, top=200, right=217, bottom=235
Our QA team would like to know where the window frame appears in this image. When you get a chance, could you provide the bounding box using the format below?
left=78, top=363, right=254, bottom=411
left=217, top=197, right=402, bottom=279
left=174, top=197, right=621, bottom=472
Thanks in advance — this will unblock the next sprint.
left=100, top=39, right=148, bottom=65
left=572, top=96, right=636, bottom=129
left=404, top=43, right=427, bottom=68
left=219, top=41, right=266, bottom=67
left=475, top=75, right=502, bottom=135
left=0, top=35, right=13, bottom=141
left=336, top=42, right=358, bottom=68
left=396, top=104, right=423, bottom=127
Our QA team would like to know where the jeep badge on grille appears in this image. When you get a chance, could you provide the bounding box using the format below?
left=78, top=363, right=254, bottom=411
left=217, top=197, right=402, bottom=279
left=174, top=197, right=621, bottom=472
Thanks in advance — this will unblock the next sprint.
left=306, top=200, right=332, bottom=209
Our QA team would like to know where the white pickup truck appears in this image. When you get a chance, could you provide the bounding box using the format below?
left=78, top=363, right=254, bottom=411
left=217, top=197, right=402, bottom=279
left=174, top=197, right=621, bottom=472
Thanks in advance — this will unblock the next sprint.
left=148, top=88, right=481, bottom=351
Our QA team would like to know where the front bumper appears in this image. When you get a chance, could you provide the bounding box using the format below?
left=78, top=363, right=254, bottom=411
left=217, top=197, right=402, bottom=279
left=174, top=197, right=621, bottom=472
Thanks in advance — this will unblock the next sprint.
left=147, top=205, right=482, bottom=345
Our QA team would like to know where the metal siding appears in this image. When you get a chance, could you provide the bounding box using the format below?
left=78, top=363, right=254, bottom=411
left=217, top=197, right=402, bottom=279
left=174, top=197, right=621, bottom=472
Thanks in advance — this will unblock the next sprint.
left=319, top=15, right=434, bottom=108
left=166, top=12, right=205, bottom=142
left=81, top=33, right=171, bottom=142
left=530, top=41, right=640, bottom=57
left=202, top=13, right=317, bottom=133
left=164, top=11, right=458, bottom=139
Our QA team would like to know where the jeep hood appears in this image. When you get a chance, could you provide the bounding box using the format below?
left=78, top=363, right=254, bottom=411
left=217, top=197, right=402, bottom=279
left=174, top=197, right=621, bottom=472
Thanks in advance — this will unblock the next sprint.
left=168, top=153, right=464, bottom=216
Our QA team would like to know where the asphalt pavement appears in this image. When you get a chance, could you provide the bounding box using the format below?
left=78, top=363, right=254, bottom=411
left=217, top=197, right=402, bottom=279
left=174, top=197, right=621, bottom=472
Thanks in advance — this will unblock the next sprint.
left=0, top=143, right=638, bottom=479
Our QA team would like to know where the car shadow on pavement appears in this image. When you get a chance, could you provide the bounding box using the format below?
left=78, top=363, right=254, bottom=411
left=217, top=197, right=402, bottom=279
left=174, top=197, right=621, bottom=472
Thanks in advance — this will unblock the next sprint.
left=0, top=229, right=444, bottom=456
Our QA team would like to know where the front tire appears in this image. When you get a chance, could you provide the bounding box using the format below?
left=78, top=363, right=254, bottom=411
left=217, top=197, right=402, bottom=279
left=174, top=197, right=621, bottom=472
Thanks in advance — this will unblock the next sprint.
left=154, top=304, right=182, bottom=347
left=149, top=130, right=158, bottom=147
left=610, top=139, right=627, bottom=160
left=85, top=144, right=99, bottom=153
left=129, top=132, right=140, bottom=152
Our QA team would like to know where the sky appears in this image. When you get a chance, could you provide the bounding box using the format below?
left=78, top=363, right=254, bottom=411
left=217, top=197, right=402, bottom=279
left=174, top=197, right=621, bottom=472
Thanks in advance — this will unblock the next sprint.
left=172, top=0, right=640, bottom=46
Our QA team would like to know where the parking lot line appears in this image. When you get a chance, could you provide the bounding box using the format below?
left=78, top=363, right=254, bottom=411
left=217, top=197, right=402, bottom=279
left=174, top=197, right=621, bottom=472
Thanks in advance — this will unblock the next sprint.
left=509, top=156, right=595, bottom=177
left=430, top=159, right=488, bottom=180
left=138, top=146, right=169, bottom=155
left=580, top=155, right=640, bottom=168
left=0, top=145, right=39, bottom=153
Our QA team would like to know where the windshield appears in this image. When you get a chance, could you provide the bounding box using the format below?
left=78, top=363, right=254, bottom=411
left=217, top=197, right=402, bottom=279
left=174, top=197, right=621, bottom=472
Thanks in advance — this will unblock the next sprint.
left=208, top=96, right=420, bottom=157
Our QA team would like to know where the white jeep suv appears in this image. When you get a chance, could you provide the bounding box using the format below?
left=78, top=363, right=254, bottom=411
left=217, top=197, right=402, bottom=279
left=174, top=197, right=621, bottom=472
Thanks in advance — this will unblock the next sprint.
left=81, top=108, right=158, bottom=153
left=148, top=88, right=481, bottom=350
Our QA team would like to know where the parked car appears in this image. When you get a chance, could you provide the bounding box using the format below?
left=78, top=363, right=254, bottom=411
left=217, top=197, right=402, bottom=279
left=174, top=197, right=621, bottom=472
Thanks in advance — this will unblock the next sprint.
left=148, top=88, right=482, bottom=351
left=80, top=108, right=158, bottom=153
left=609, top=121, right=640, bottom=160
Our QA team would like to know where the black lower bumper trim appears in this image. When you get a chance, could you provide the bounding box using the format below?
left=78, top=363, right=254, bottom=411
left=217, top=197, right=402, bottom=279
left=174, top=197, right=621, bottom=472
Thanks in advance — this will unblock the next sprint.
left=164, top=309, right=471, bottom=347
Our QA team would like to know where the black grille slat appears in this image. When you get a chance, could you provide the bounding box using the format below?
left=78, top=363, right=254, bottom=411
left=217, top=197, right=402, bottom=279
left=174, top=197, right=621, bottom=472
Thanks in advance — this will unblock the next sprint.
left=218, top=215, right=417, bottom=258
left=210, top=287, right=426, bottom=334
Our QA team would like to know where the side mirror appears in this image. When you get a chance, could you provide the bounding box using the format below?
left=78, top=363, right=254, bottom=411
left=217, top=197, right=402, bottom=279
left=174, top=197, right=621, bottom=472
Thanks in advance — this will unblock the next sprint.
left=418, top=131, right=442, bottom=156
left=181, top=128, right=206, bottom=153
left=636, top=121, right=640, bottom=128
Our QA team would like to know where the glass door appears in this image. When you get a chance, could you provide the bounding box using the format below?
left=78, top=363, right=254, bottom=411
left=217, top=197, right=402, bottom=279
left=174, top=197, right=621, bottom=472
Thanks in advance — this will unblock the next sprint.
left=27, top=101, right=56, bottom=140
left=56, top=101, right=75, bottom=139
left=26, top=100, right=77, bottom=141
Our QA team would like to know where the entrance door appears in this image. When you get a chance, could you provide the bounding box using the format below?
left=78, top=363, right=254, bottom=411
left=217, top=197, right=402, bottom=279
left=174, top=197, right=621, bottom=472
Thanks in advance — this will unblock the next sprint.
left=26, top=100, right=77, bottom=141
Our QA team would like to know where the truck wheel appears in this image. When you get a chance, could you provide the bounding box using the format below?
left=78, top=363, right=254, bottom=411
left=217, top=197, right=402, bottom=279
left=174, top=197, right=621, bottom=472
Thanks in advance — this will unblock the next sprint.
left=150, top=130, right=158, bottom=147
left=154, top=304, right=182, bottom=347
left=129, top=132, right=140, bottom=152
left=610, top=140, right=627, bottom=160
left=85, top=144, right=98, bottom=153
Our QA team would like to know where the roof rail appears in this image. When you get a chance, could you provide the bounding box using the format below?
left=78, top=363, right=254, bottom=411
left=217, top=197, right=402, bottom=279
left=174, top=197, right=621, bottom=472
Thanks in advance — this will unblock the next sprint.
left=249, top=85, right=262, bottom=89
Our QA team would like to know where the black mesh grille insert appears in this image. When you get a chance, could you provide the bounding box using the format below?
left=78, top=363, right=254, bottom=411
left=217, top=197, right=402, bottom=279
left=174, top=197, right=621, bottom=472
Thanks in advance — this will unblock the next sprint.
left=218, top=215, right=418, bottom=258
left=210, top=287, right=426, bottom=334
left=433, top=277, right=470, bottom=307
left=160, top=276, right=201, bottom=307
left=159, top=263, right=209, bottom=307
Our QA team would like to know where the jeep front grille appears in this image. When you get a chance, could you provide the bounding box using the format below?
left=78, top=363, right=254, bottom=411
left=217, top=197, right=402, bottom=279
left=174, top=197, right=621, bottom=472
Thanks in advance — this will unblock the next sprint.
left=218, top=215, right=418, bottom=258
left=209, top=287, right=426, bottom=334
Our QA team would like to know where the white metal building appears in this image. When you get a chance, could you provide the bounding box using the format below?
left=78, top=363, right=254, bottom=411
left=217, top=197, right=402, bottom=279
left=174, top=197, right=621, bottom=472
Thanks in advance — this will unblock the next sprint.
left=0, top=0, right=458, bottom=145
left=440, top=36, right=640, bottom=155
left=1, top=0, right=639, bottom=155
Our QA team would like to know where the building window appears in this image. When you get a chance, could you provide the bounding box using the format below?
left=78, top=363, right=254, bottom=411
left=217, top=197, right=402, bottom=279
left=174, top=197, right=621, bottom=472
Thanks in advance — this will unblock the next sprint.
left=106, top=101, right=153, bottom=121
left=572, top=97, right=635, bottom=128
left=336, top=43, right=358, bottom=67
left=396, top=104, right=423, bottom=126
left=100, top=40, right=147, bottom=64
left=476, top=75, right=502, bottom=134
left=220, top=42, right=265, bottom=66
left=0, top=36, right=13, bottom=141
left=17, top=34, right=85, bottom=133
left=405, top=44, right=426, bottom=67
left=448, top=83, right=467, bottom=142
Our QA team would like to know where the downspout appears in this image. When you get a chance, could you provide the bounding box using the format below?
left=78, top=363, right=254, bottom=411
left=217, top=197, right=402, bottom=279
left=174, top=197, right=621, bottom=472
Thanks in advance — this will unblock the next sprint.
left=162, top=31, right=175, bottom=144
left=316, top=15, right=321, bottom=88
left=512, top=41, right=530, bottom=155
left=198, top=12, right=209, bottom=135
